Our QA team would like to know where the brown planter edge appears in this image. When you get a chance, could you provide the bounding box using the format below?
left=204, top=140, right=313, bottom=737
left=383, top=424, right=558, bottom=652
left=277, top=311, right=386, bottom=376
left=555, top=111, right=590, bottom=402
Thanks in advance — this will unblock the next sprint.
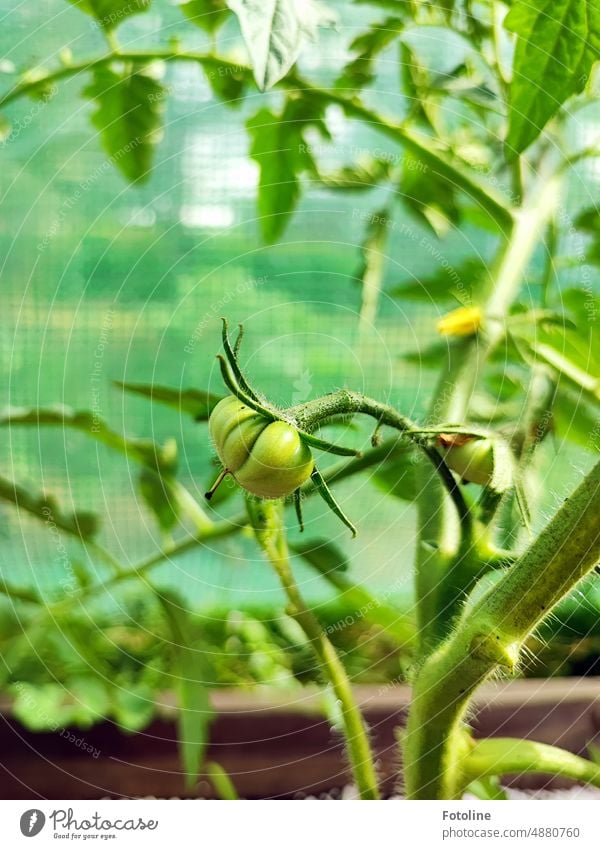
left=0, top=677, right=599, bottom=799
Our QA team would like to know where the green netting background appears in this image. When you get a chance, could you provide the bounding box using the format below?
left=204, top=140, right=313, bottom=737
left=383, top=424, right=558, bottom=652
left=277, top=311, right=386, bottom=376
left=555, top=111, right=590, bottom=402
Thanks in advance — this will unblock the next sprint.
left=0, top=1, right=596, bottom=612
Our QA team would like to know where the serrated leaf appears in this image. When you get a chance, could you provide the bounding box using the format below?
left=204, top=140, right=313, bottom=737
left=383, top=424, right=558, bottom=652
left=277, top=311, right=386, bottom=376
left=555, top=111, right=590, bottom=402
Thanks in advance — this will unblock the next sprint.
left=115, top=381, right=223, bottom=420
left=83, top=65, right=166, bottom=183
left=247, top=97, right=327, bottom=242
left=337, top=17, right=404, bottom=90
left=180, top=0, right=230, bottom=34
left=0, top=474, right=99, bottom=540
left=66, top=0, right=151, bottom=31
left=291, top=538, right=348, bottom=573
left=505, top=0, right=600, bottom=154
left=227, top=0, right=333, bottom=89
left=0, top=405, right=178, bottom=474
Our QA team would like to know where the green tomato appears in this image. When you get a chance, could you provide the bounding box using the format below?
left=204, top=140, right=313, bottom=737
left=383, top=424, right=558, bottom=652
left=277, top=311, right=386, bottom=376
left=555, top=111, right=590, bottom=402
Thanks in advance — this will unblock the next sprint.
left=440, top=436, right=494, bottom=486
left=208, top=396, right=314, bottom=499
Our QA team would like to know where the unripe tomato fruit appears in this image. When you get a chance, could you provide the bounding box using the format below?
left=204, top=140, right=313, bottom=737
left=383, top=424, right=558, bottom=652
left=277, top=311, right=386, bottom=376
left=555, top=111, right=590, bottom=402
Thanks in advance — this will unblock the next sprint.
left=438, top=434, right=494, bottom=486
left=209, top=396, right=315, bottom=499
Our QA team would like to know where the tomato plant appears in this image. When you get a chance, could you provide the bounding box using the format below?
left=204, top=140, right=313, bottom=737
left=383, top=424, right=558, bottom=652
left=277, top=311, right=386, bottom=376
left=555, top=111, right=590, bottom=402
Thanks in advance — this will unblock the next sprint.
left=1, top=0, right=600, bottom=803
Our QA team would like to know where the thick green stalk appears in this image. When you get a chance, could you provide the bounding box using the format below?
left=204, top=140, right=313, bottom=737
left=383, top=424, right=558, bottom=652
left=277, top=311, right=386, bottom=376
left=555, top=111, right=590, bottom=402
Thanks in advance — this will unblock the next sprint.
left=403, top=459, right=600, bottom=799
left=414, top=172, right=563, bottom=652
left=247, top=498, right=380, bottom=800
left=463, top=738, right=600, bottom=790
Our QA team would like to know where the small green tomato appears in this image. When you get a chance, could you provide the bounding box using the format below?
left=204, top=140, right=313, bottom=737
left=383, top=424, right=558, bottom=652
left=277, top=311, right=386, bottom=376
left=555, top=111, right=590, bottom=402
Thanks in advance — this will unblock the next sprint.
left=208, top=396, right=315, bottom=499
left=438, top=433, right=494, bottom=486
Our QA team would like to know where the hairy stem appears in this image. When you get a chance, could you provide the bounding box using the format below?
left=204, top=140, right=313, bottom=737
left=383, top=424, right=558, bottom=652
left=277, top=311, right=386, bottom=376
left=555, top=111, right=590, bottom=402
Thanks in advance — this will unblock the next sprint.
left=463, top=738, right=600, bottom=791
left=403, top=459, right=600, bottom=799
left=291, top=389, right=472, bottom=538
left=414, top=171, right=563, bottom=652
left=247, top=498, right=380, bottom=800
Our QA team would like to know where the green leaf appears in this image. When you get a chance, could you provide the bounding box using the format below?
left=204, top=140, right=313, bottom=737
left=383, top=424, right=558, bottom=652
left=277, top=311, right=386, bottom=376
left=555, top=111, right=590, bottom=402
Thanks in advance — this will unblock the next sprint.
left=111, top=686, right=155, bottom=732
left=399, top=150, right=460, bottom=236
left=83, top=65, right=166, bottom=183
left=390, top=257, right=486, bottom=304
left=0, top=404, right=178, bottom=474
left=115, top=381, right=223, bottom=420
left=553, top=385, right=600, bottom=451
left=317, top=156, right=394, bottom=191
left=66, top=0, right=151, bottom=31
left=139, top=468, right=180, bottom=531
left=402, top=340, right=448, bottom=368
left=159, top=593, right=214, bottom=790
left=291, top=538, right=348, bottom=573
left=0, top=474, right=99, bottom=540
left=505, top=0, right=600, bottom=154
left=180, top=0, right=230, bottom=34
left=203, top=61, right=249, bottom=105
left=371, top=443, right=418, bottom=502
left=356, top=208, right=390, bottom=328
left=337, top=17, right=405, bottom=90
left=205, top=761, right=239, bottom=799
left=247, top=97, right=327, bottom=242
left=227, top=0, right=334, bottom=89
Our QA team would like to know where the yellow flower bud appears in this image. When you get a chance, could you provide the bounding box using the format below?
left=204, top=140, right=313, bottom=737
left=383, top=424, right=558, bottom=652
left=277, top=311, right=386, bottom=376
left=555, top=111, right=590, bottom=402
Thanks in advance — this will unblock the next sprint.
left=437, top=305, right=483, bottom=337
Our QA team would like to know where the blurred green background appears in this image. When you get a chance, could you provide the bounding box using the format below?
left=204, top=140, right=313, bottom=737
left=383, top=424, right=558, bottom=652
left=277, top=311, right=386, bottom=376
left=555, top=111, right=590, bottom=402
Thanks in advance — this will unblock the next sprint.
left=0, top=0, right=597, bottom=622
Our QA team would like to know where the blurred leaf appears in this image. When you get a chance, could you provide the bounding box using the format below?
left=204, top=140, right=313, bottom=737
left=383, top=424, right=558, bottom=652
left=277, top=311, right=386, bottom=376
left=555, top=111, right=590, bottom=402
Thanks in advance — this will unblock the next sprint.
left=111, top=685, right=155, bottom=732
left=504, top=0, right=600, bottom=154
left=83, top=65, right=166, bottom=183
left=0, top=113, right=10, bottom=141
left=402, top=340, right=448, bottom=368
left=66, top=0, right=151, bottom=30
left=139, top=468, right=180, bottom=531
left=356, top=208, right=390, bottom=327
left=291, top=538, right=348, bottom=573
left=400, top=41, right=438, bottom=131
left=0, top=405, right=178, bottom=474
left=11, top=677, right=110, bottom=730
left=203, top=61, right=249, bottom=105
left=318, top=156, right=394, bottom=191
left=180, top=0, right=230, bottom=33
left=159, top=593, right=214, bottom=790
left=247, top=96, right=328, bottom=242
left=552, top=385, right=600, bottom=451
left=371, top=443, right=417, bottom=501
left=115, top=381, right=223, bottom=420
left=399, top=150, right=460, bottom=236
left=206, top=761, right=239, bottom=799
left=227, top=0, right=334, bottom=89
left=0, top=474, right=99, bottom=540
left=337, top=17, right=404, bottom=90
left=390, top=257, right=486, bottom=304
